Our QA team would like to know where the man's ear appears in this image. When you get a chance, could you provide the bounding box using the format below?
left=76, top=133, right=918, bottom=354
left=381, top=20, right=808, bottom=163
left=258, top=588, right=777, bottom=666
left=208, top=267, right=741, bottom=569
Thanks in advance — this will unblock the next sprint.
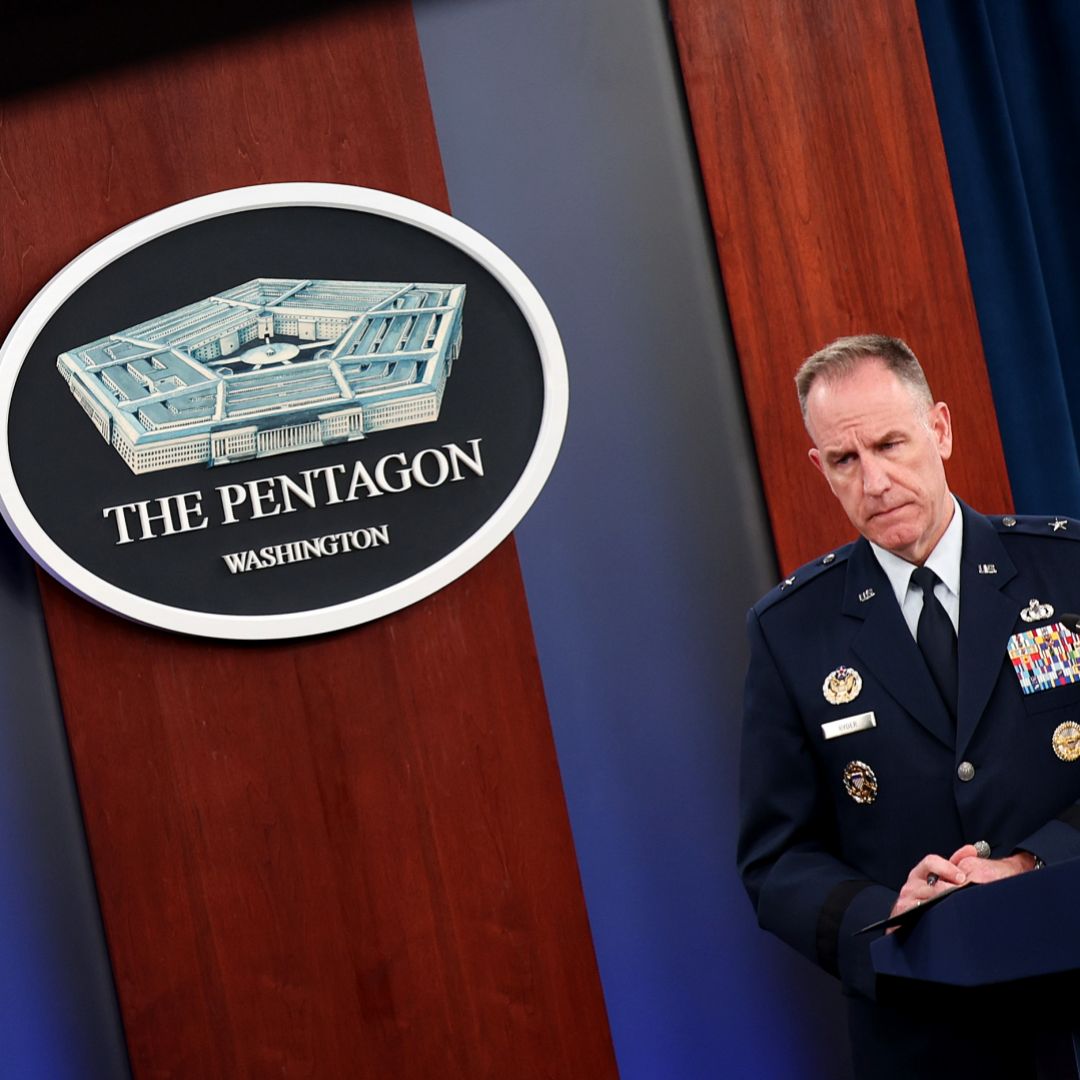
left=930, top=402, right=953, bottom=461
left=809, top=447, right=824, bottom=474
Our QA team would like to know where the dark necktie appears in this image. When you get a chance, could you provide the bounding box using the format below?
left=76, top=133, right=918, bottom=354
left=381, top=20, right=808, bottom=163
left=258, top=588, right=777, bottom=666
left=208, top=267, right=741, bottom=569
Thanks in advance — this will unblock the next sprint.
left=911, top=565, right=958, bottom=717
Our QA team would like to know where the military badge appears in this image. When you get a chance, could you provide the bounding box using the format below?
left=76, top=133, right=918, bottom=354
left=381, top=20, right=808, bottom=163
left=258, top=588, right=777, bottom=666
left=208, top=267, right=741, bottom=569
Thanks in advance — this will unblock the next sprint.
left=1021, top=598, right=1055, bottom=623
left=1052, top=721, right=1080, bottom=762
left=1007, top=623, right=1080, bottom=695
left=822, top=665, right=862, bottom=705
left=842, top=761, right=878, bottom=805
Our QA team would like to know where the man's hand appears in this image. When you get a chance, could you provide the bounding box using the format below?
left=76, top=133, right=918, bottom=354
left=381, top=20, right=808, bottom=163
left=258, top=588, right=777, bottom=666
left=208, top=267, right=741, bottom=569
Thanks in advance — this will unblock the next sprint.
left=889, top=852, right=968, bottom=919
left=952, top=849, right=1036, bottom=883
left=889, top=845, right=1039, bottom=923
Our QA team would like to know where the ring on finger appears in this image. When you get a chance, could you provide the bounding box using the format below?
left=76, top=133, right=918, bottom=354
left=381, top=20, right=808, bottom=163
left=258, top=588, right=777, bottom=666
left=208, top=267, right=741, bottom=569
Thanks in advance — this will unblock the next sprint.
left=927, top=872, right=939, bottom=886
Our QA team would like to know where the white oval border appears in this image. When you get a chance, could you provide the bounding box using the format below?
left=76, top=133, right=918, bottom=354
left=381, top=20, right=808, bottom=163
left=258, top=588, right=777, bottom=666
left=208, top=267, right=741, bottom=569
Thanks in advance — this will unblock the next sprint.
left=0, top=183, right=567, bottom=640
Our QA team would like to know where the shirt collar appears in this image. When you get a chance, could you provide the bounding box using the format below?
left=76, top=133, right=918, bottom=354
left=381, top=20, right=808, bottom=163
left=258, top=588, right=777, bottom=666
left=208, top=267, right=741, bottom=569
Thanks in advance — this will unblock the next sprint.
left=869, top=495, right=963, bottom=605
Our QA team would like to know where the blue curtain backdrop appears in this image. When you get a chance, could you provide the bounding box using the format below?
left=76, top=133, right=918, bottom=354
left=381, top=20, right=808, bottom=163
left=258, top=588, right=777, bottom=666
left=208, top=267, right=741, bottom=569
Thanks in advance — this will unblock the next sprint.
left=918, top=0, right=1080, bottom=516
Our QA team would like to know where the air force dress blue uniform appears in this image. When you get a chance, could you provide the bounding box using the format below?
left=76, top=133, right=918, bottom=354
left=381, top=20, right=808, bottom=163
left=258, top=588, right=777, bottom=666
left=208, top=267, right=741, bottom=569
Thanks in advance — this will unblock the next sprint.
left=738, top=502, right=1080, bottom=1074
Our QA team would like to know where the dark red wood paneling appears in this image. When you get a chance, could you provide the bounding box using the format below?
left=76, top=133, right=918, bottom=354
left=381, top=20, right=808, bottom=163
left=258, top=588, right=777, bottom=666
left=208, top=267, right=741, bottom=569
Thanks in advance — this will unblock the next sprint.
left=0, top=6, right=616, bottom=1077
left=669, top=0, right=1013, bottom=573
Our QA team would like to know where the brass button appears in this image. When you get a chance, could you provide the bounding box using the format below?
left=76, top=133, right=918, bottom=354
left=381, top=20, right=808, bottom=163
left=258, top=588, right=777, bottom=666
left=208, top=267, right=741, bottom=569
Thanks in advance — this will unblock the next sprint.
left=957, top=761, right=976, bottom=782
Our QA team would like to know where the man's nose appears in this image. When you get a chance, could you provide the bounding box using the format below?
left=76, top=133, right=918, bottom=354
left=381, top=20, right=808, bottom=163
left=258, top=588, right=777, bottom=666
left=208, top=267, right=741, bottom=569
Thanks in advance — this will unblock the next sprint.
left=861, top=456, right=890, bottom=496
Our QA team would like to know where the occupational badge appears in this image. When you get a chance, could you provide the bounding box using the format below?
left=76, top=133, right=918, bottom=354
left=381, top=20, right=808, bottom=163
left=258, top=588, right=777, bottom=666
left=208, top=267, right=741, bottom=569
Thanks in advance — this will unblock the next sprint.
left=1052, top=721, right=1080, bottom=762
left=822, top=665, right=862, bottom=705
left=1021, top=598, right=1054, bottom=623
left=842, top=761, right=878, bottom=805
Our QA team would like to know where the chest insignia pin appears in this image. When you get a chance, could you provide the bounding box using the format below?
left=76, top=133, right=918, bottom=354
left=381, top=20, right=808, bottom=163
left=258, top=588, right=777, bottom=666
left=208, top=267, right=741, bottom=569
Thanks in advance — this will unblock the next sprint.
left=858, top=588, right=875, bottom=603
left=823, top=665, right=862, bottom=705
left=978, top=563, right=997, bottom=574
left=842, top=760, right=878, bottom=805
left=1052, top=721, right=1080, bottom=762
left=1021, top=598, right=1054, bottom=623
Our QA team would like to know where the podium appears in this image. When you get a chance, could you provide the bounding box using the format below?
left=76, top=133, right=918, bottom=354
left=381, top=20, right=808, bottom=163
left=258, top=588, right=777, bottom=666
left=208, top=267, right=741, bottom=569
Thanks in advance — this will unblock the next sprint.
left=872, top=857, right=1080, bottom=1077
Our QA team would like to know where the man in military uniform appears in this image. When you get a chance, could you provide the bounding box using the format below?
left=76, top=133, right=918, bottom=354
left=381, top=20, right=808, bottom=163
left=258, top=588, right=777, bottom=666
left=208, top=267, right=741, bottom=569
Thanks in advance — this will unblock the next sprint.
left=738, top=335, right=1080, bottom=1078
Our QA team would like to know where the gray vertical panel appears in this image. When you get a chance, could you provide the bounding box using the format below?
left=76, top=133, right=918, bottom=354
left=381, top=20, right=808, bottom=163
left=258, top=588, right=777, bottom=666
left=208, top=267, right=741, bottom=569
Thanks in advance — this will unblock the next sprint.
left=0, top=531, right=131, bottom=1078
left=415, top=1, right=852, bottom=1076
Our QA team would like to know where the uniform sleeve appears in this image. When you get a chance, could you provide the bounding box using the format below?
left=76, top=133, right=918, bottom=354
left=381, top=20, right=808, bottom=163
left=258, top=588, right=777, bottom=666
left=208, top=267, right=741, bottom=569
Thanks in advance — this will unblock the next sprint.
left=737, top=608, right=895, bottom=1000
left=1015, top=805, right=1080, bottom=866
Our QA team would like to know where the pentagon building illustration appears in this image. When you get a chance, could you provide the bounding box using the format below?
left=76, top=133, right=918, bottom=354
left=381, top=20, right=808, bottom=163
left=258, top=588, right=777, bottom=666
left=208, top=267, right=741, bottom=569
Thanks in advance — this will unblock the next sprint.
left=56, top=278, right=466, bottom=474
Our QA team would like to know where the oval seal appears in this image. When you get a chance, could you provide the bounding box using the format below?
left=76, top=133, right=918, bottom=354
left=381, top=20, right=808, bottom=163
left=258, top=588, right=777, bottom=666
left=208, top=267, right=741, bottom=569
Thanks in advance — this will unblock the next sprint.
left=0, top=184, right=567, bottom=640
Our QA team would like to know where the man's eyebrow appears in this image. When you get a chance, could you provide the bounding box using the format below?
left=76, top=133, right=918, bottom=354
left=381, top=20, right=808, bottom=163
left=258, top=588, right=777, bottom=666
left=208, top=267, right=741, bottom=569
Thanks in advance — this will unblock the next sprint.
left=875, top=430, right=906, bottom=445
left=822, top=430, right=907, bottom=462
left=823, top=446, right=855, bottom=463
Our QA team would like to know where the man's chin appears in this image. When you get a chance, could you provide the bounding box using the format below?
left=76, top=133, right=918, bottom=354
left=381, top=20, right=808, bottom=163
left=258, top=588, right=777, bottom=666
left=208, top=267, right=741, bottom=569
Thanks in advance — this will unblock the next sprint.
left=864, top=521, right=919, bottom=558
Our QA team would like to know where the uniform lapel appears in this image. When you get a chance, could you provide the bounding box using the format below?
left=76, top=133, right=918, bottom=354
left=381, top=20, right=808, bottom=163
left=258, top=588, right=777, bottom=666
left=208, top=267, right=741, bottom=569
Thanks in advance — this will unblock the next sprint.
left=843, top=538, right=955, bottom=748
left=955, top=504, right=1018, bottom=756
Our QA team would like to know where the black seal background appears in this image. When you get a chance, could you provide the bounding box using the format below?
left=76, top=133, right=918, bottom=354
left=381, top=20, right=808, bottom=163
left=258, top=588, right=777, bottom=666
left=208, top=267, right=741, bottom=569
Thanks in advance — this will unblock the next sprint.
left=8, top=206, right=546, bottom=617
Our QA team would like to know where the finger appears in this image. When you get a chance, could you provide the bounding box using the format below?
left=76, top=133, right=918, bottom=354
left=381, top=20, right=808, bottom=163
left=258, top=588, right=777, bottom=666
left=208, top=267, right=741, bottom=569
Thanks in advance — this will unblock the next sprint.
left=912, top=854, right=966, bottom=886
left=955, top=856, right=1024, bottom=885
left=889, top=893, right=921, bottom=919
left=949, top=844, right=979, bottom=864
left=891, top=876, right=956, bottom=922
left=955, top=860, right=995, bottom=884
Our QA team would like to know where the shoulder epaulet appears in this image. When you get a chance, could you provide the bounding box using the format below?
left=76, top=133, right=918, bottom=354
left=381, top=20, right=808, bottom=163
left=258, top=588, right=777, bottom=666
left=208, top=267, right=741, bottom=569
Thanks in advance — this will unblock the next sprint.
left=756, top=541, right=855, bottom=614
left=993, top=513, right=1080, bottom=541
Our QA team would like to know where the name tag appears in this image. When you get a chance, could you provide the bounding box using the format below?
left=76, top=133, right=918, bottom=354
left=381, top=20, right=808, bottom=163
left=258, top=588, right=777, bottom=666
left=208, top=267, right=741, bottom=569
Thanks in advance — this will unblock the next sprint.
left=821, top=711, right=876, bottom=740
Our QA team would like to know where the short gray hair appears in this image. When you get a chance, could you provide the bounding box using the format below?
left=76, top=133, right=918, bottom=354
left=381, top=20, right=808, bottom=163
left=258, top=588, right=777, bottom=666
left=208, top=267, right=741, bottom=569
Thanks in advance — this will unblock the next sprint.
left=795, top=334, right=933, bottom=419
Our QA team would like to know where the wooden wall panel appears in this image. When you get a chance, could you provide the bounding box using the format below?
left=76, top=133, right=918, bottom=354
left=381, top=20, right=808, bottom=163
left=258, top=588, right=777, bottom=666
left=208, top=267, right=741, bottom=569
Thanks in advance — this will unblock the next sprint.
left=669, top=0, right=1013, bottom=573
left=0, top=6, right=616, bottom=1078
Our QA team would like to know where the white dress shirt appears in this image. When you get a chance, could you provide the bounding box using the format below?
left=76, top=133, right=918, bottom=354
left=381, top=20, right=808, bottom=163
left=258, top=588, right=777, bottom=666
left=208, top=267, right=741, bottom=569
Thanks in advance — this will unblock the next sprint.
left=869, top=495, right=962, bottom=639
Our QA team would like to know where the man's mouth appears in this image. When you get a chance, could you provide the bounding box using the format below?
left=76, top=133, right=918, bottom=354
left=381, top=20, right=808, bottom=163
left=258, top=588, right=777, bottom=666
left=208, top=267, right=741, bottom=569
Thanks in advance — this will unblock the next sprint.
left=870, top=504, right=908, bottom=521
